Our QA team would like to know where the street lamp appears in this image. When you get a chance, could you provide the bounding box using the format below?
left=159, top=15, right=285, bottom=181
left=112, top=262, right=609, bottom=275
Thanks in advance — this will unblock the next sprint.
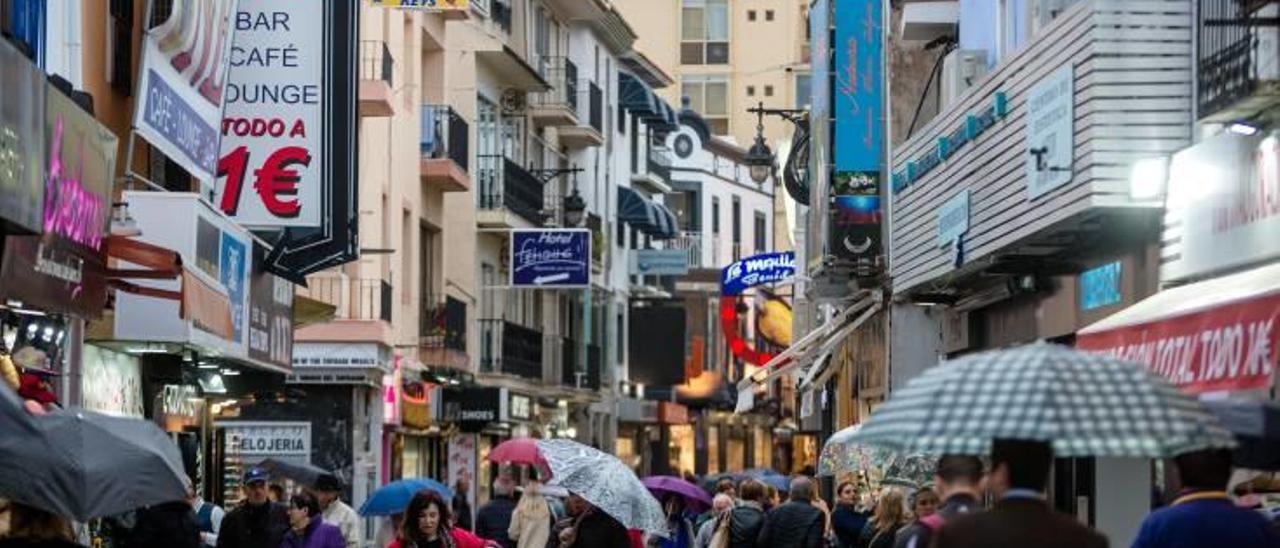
left=744, top=102, right=775, bottom=184
left=563, top=189, right=586, bottom=227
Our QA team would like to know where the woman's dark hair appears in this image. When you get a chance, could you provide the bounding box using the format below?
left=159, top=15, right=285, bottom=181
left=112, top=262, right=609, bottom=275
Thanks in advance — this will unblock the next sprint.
left=836, top=481, right=856, bottom=497
left=738, top=479, right=766, bottom=503
left=290, top=492, right=322, bottom=518
left=402, top=490, right=452, bottom=543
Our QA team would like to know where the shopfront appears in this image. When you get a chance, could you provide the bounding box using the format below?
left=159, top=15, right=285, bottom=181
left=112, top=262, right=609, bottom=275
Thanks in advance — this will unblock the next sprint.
left=617, top=397, right=658, bottom=474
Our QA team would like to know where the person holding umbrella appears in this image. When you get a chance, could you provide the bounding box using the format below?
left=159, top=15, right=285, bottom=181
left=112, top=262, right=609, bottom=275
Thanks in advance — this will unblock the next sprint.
left=648, top=495, right=694, bottom=548
left=1130, top=448, right=1280, bottom=548
left=281, top=492, right=345, bottom=548
left=558, top=495, right=630, bottom=548
left=893, top=455, right=983, bottom=548
left=217, top=468, right=289, bottom=548
left=313, top=476, right=360, bottom=548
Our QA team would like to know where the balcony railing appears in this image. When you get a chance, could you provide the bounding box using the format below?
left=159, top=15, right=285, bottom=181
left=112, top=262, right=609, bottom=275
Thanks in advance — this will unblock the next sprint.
left=421, top=105, right=469, bottom=172
left=530, top=57, right=579, bottom=112
left=670, top=231, right=705, bottom=268
left=297, top=277, right=392, bottom=323
left=359, top=40, right=393, bottom=85
left=561, top=339, right=601, bottom=390
left=479, top=319, right=543, bottom=380
left=587, top=82, right=603, bottom=132
left=1197, top=0, right=1280, bottom=120
left=477, top=154, right=547, bottom=224
left=420, top=294, right=467, bottom=352
left=647, top=150, right=672, bottom=183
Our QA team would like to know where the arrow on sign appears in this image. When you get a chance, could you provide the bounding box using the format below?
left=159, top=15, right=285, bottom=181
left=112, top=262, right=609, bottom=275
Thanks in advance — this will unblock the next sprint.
left=264, top=0, right=359, bottom=284
left=533, top=273, right=571, bottom=285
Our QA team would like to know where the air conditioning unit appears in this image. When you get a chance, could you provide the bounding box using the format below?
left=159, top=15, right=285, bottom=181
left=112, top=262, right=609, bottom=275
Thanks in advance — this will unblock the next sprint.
left=940, top=49, right=989, bottom=111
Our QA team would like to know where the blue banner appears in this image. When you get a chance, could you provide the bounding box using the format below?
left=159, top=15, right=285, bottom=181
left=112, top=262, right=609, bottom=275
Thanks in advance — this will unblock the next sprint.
left=220, top=232, right=248, bottom=343
left=510, top=229, right=591, bottom=287
left=834, top=0, right=883, bottom=172
left=721, top=252, right=796, bottom=296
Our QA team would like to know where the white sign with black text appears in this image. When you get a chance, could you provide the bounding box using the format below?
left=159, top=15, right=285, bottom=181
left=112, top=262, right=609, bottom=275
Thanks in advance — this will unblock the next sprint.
left=221, top=421, right=311, bottom=457
left=1025, top=66, right=1074, bottom=200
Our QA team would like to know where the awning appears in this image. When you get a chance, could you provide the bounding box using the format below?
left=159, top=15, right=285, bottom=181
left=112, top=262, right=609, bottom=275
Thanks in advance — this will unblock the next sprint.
left=653, top=203, right=679, bottom=239
left=1077, top=261, right=1280, bottom=395
left=735, top=290, right=882, bottom=412
left=618, top=186, right=659, bottom=232
left=619, top=72, right=658, bottom=116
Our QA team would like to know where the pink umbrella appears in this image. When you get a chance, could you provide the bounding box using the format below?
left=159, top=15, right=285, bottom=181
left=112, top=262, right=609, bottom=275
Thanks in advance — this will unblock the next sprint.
left=487, top=438, right=550, bottom=473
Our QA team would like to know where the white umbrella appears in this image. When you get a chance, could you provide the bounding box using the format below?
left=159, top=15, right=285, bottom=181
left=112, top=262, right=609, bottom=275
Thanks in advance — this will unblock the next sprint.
left=536, top=439, right=668, bottom=538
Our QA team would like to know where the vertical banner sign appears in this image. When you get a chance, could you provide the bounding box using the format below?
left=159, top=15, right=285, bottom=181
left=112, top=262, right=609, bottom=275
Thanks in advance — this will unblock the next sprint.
left=248, top=246, right=295, bottom=370
left=216, top=1, right=324, bottom=228
left=831, top=0, right=884, bottom=267
left=260, top=0, right=360, bottom=283
left=133, top=0, right=239, bottom=183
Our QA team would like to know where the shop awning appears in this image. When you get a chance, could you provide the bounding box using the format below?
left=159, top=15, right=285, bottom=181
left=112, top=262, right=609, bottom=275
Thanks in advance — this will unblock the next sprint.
left=735, top=290, right=882, bottom=412
left=619, top=72, right=658, bottom=116
left=1077, top=261, right=1280, bottom=395
left=653, top=203, right=679, bottom=240
left=618, top=186, right=659, bottom=232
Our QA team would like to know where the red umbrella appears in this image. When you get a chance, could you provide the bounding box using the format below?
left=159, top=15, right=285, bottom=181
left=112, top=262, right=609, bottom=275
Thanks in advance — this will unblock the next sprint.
left=487, top=437, right=550, bottom=473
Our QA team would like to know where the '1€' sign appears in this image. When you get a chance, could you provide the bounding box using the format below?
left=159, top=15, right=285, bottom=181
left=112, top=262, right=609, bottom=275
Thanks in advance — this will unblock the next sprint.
left=218, top=143, right=311, bottom=217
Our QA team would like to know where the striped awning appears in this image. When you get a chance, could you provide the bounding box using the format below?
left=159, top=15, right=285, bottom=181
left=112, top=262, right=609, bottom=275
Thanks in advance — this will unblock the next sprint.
left=618, top=186, right=659, bottom=232
left=652, top=203, right=679, bottom=239
left=619, top=72, right=658, bottom=116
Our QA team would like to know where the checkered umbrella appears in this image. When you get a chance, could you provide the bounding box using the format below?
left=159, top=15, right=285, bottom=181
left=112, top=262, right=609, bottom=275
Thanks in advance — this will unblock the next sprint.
left=850, top=342, right=1236, bottom=457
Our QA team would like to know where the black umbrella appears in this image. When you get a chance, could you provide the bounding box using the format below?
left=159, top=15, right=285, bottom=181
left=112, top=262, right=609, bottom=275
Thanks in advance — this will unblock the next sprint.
left=1202, top=399, right=1280, bottom=470
left=258, top=458, right=339, bottom=488
left=0, top=385, right=187, bottom=520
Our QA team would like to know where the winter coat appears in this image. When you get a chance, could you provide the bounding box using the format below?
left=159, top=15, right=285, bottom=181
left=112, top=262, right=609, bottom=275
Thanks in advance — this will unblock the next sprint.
left=475, top=496, right=517, bottom=548
left=507, top=497, right=551, bottom=548
left=453, top=495, right=474, bottom=532
left=831, top=504, right=869, bottom=548
left=857, top=520, right=904, bottom=548
left=566, top=509, right=630, bottom=548
left=726, top=503, right=765, bottom=548
left=387, top=527, right=489, bottom=548
left=321, top=499, right=361, bottom=548
left=756, top=500, right=824, bottom=548
left=217, top=501, right=290, bottom=548
left=280, top=516, right=345, bottom=548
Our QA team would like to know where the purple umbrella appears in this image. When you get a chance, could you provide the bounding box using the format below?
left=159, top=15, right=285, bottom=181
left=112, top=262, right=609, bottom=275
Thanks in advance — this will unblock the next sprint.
left=642, top=475, right=713, bottom=512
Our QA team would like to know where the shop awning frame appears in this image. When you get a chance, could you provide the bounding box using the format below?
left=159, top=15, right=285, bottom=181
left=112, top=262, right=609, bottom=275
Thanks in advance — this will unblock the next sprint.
left=618, top=186, right=660, bottom=232
left=619, top=71, right=658, bottom=116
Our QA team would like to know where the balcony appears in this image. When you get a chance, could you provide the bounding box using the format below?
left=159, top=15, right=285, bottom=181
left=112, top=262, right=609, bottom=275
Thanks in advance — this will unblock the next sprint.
left=359, top=41, right=394, bottom=117
left=558, top=81, right=605, bottom=149
left=420, top=294, right=468, bottom=369
left=1197, top=0, right=1280, bottom=122
left=476, top=154, right=548, bottom=228
left=294, top=276, right=394, bottom=344
left=529, top=57, right=579, bottom=127
left=561, top=338, right=602, bottom=391
left=671, top=231, right=706, bottom=269
left=479, top=319, right=543, bottom=380
left=420, top=105, right=471, bottom=192
left=633, top=148, right=675, bottom=194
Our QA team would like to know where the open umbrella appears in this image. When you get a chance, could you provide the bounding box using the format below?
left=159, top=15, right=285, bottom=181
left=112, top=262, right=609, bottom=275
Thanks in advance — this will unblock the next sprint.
left=258, top=458, right=339, bottom=487
left=538, top=439, right=668, bottom=538
left=849, top=342, right=1236, bottom=457
left=819, top=424, right=936, bottom=488
left=1203, top=399, right=1280, bottom=470
left=0, top=384, right=188, bottom=520
left=359, top=478, right=454, bottom=516
left=641, top=476, right=712, bottom=512
left=488, top=437, right=550, bottom=474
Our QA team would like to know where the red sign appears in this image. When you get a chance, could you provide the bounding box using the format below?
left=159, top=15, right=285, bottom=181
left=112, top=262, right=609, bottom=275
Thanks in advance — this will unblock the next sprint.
left=658, top=401, right=689, bottom=425
left=1076, top=292, right=1280, bottom=393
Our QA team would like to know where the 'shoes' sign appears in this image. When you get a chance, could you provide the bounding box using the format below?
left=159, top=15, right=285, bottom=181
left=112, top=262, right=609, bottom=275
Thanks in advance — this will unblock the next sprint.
left=721, top=252, right=796, bottom=296
left=510, top=229, right=591, bottom=288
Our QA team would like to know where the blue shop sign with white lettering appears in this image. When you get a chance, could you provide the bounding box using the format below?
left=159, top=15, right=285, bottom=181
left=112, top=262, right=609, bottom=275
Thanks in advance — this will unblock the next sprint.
left=510, top=229, right=591, bottom=288
left=721, top=251, right=796, bottom=296
left=1079, top=261, right=1122, bottom=311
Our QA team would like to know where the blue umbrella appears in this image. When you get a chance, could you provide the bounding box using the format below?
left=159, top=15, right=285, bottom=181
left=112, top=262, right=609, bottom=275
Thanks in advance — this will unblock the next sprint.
left=358, top=478, right=454, bottom=516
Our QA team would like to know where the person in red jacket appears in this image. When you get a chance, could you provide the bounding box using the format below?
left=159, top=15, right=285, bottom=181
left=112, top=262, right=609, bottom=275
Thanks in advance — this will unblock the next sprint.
left=388, top=491, right=499, bottom=548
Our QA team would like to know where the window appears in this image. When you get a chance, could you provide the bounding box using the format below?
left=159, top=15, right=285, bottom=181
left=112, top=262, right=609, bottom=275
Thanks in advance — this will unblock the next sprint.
left=747, top=10, right=756, bottom=21
left=764, top=85, right=774, bottom=97
left=754, top=211, right=767, bottom=253
left=747, top=85, right=755, bottom=97
left=681, top=0, right=729, bottom=65
left=794, top=73, right=811, bottom=108
left=712, top=197, right=720, bottom=234
left=682, top=75, right=730, bottom=135
left=765, top=10, right=774, bottom=21
left=731, top=196, right=741, bottom=244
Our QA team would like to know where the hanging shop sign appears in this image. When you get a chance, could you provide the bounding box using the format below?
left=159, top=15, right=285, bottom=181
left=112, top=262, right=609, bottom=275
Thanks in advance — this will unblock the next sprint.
left=831, top=0, right=884, bottom=266
left=1079, top=261, right=1122, bottom=312
left=891, top=93, right=1010, bottom=194
left=508, top=392, right=533, bottom=421
left=442, top=386, right=507, bottom=433
left=1163, top=130, right=1280, bottom=282
left=258, top=0, right=360, bottom=282
left=0, top=38, right=46, bottom=234
left=830, top=175, right=883, bottom=264
left=81, top=346, right=144, bottom=418
left=247, top=248, right=294, bottom=369
left=369, top=0, right=469, bottom=10
left=222, top=421, right=311, bottom=457
left=629, top=249, right=689, bottom=276
left=720, top=252, right=796, bottom=296
left=154, top=384, right=203, bottom=431
left=112, top=192, right=251, bottom=359
left=133, top=0, right=239, bottom=183
left=1025, top=66, right=1075, bottom=200
left=510, top=229, right=591, bottom=288
left=292, top=342, right=387, bottom=369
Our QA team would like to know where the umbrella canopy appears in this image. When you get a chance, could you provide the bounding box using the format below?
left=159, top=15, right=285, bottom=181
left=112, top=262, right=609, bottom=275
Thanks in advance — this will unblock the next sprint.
left=488, top=437, right=550, bottom=473
left=819, top=424, right=937, bottom=488
left=258, top=458, right=339, bottom=487
left=850, top=343, right=1236, bottom=457
left=537, top=439, right=667, bottom=538
left=641, top=476, right=713, bottom=512
left=1203, top=399, right=1280, bottom=470
left=359, top=478, right=454, bottom=516
left=0, top=388, right=187, bottom=521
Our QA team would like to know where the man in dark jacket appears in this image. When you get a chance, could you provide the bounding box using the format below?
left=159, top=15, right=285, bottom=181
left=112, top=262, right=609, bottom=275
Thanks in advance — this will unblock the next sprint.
left=452, top=477, right=473, bottom=532
left=894, top=454, right=983, bottom=548
left=935, top=440, right=1108, bottom=548
left=216, top=468, right=290, bottom=548
left=564, top=501, right=630, bottom=548
left=756, top=477, right=824, bottom=548
left=726, top=479, right=767, bottom=548
left=1131, top=448, right=1280, bottom=548
left=475, top=478, right=517, bottom=548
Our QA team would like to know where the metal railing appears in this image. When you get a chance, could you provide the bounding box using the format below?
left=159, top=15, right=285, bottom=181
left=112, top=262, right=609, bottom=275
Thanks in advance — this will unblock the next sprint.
left=647, top=150, right=672, bottom=182
left=670, top=231, right=705, bottom=268
left=297, top=277, right=393, bottom=323
left=477, top=154, right=547, bottom=224
left=420, top=294, right=467, bottom=351
left=1197, top=0, right=1278, bottom=119
left=530, top=57, right=579, bottom=113
left=479, top=319, right=543, bottom=379
left=561, top=339, right=601, bottom=390
left=587, top=81, right=603, bottom=132
left=421, top=105, right=470, bottom=173
left=359, top=41, right=393, bottom=85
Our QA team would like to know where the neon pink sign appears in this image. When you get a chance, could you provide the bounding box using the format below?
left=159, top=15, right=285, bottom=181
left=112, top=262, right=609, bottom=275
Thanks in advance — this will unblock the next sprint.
left=44, top=118, right=107, bottom=251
